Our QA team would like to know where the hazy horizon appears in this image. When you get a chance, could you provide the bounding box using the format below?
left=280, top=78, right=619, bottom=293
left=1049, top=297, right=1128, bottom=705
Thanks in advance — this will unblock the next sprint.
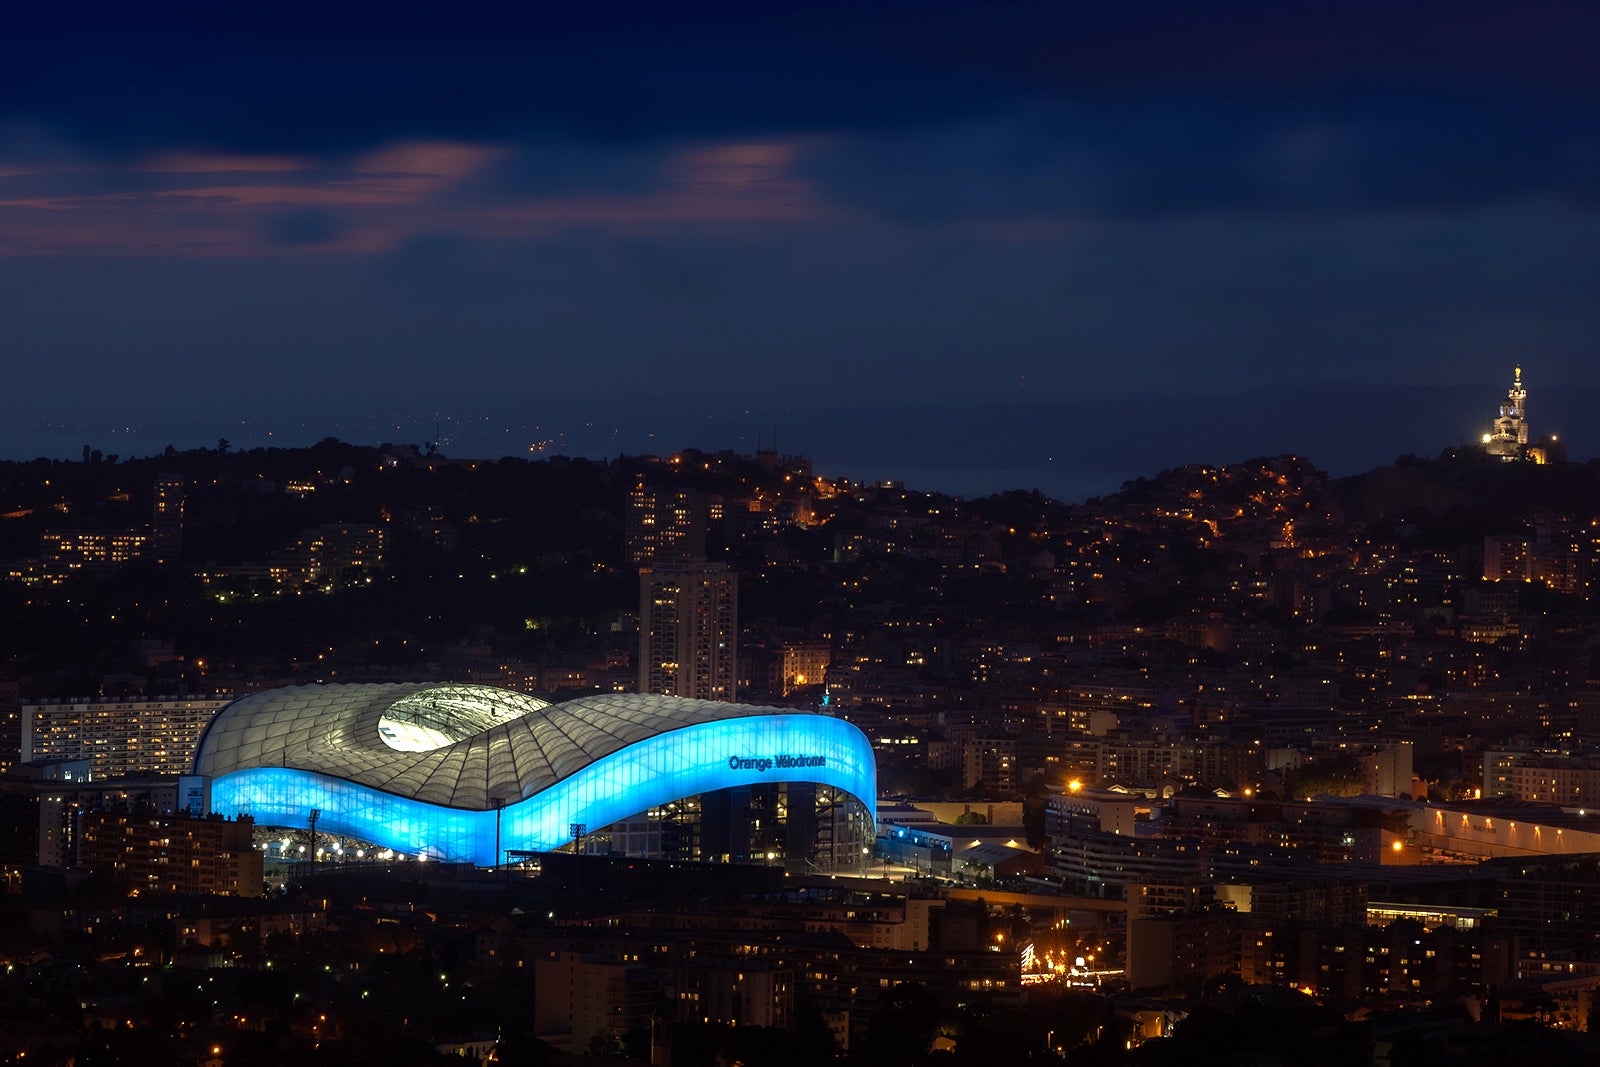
left=4, top=378, right=1590, bottom=504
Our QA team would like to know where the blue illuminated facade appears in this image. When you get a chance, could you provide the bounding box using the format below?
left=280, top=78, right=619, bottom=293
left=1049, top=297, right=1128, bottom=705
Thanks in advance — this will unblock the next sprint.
left=195, top=684, right=876, bottom=866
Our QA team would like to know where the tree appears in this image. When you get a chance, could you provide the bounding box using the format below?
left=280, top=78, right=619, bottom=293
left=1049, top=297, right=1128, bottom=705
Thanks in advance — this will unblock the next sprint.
left=1022, top=774, right=1050, bottom=848
left=859, top=982, right=951, bottom=1067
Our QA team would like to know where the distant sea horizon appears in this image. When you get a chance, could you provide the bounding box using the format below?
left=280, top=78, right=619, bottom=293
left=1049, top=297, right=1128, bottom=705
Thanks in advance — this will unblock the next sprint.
left=3, top=381, right=1595, bottom=505
left=0, top=424, right=1124, bottom=502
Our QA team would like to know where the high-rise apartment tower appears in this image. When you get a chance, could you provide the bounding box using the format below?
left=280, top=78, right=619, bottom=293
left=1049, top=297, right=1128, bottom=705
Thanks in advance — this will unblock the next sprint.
left=151, top=472, right=184, bottom=563
left=639, top=561, right=738, bottom=702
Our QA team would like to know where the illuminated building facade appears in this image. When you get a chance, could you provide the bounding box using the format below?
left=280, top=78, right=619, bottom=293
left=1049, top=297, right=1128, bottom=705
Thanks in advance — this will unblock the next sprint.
left=1483, top=529, right=1584, bottom=593
left=189, top=523, right=387, bottom=594
left=1483, top=535, right=1531, bottom=582
left=0, top=760, right=212, bottom=876
left=271, top=522, right=387, bottom=590
left=77, top=811, right=262, bottom=897
left=2, top=696, right=232, bottom=777
left=38, top=530, right=153, bottom=580
left=1408, top=799, right=1600, bottom=859
left=194, top=684, right=875, bottom=867
left=639, top=560, right=738, bottom=702
left=777, top=641, right=831, bottom=696
left=1232, top=918, right=1514, bottom=998
left=626, top=478, right=712, bottom=565
left=1505, top=758, right=1600, bottom=805
left=963, top=737, right=1017, bottom=791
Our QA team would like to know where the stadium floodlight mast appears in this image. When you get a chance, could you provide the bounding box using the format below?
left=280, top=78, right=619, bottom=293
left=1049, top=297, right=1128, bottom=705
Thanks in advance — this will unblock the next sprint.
left=308, top=808, right=321, bottom=879
left=491, top=796, right=504, bottom=872
left=570, top=822, right=587, bottom=897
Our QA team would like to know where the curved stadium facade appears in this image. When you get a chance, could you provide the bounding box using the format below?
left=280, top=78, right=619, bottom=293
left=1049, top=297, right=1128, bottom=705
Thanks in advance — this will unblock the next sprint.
left=194, top=683, right=876, bottom=867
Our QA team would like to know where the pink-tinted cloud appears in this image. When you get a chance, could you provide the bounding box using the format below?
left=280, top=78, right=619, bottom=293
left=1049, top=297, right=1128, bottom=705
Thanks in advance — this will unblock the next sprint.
left=353, top=142, right=508, bottom=191
left=138, top=151, right=316, bottom=174
left=0, top=136, right=844, bottom=256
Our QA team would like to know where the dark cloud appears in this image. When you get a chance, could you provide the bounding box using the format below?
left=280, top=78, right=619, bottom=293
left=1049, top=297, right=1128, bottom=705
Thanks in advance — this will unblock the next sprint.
left=261, top=207, right=348, bottom=246
left=5, top=0, right=1600, bottom=480
left=4, top=2, right=1590, bottom=221
left=1, top=2, right=992, bottom=154
left=3, top=1, right=1595, bottom=230
left=799, top=97, right=1600, bottom=224
left=0, top=166, right=327, bottom=201
left=466, top=141, right=668, bottom=199
left=7, top=1, right=1597, bottom=156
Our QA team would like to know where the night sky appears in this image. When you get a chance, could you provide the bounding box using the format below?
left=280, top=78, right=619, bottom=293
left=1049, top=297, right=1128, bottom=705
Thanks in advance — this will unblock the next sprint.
left=4, top=1, right=1598, bottom=495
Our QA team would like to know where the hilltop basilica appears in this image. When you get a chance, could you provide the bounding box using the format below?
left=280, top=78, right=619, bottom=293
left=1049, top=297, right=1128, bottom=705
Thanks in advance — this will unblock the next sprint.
left=1482, top=366, right=1562, bottom=464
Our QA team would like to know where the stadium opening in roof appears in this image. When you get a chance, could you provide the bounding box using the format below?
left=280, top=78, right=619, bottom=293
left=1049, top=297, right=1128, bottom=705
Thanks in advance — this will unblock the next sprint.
left=193, top=683, right=877, bottom=868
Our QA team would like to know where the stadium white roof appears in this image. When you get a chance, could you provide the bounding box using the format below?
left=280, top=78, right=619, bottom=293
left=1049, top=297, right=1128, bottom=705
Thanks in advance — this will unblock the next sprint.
left=193, top=683, right=801, bottom=810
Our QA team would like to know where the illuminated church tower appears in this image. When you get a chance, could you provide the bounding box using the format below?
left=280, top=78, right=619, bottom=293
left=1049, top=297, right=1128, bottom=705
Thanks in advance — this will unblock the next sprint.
left=1479, top=366, right=1562, bottom=464
left=1483, top=366, right=1529, bottom=461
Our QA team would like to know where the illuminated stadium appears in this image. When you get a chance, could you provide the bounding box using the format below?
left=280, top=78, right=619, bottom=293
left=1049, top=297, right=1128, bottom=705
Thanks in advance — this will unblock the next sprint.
left=193, top=683, right=877, bottom=868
